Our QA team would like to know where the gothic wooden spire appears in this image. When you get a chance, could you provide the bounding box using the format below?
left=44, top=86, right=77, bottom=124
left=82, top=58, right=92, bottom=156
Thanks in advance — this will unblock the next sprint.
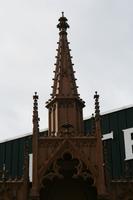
left=46, top=13, right=84, bottom=105
left=46, top=14, right=85, bottom=136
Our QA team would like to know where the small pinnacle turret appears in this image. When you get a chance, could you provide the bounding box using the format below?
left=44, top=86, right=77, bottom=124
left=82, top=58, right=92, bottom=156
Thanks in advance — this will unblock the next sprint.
left=32, top=92, right=40, bottom=197
left=94, top=91, right=106, bottom=194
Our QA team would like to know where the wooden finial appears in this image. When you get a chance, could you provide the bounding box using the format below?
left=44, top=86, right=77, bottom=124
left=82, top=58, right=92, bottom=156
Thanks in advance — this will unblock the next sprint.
left=57, top=12, right=69, bottom=32
left=33, top=92, right=39, bottom=123
left=33, top=92, right=38, bottom=102
left=94, top=91, right=100, bottom=120
left=33, top=92, right=38, bottom=109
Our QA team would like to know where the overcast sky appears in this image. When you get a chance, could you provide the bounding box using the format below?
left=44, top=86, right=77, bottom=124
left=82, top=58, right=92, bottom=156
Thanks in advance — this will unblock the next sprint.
left=0, top=0, right=133, bottom=141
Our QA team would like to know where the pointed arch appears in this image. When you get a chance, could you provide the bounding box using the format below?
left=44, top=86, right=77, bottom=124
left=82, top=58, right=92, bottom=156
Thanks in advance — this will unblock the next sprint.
left=39, top=138, right=97, bottom=190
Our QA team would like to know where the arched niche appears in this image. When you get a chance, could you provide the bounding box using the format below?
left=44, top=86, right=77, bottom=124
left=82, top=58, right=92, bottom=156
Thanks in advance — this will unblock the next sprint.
left=40, top=152, right=97, bottom=200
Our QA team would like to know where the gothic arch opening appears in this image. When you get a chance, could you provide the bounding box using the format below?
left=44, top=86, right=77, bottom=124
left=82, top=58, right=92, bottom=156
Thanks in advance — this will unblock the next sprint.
left=40, top=152, right=97, bottom=200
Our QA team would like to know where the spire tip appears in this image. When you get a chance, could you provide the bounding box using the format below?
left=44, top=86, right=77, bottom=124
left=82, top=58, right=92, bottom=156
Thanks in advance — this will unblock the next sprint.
left=33, top=92, right=38, bottom=100
left=57, top=12, right=69, bottom=32
left=62, top=11, right=64, bottom=17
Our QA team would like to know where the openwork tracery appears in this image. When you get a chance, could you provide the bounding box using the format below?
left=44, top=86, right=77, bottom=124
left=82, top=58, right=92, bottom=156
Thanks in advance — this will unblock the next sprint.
left=40, top=152, right=95, bottom=190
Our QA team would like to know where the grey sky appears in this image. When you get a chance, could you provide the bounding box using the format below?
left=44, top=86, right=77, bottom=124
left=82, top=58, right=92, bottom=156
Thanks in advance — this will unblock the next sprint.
left=0, top=0, right=133, bottom=140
